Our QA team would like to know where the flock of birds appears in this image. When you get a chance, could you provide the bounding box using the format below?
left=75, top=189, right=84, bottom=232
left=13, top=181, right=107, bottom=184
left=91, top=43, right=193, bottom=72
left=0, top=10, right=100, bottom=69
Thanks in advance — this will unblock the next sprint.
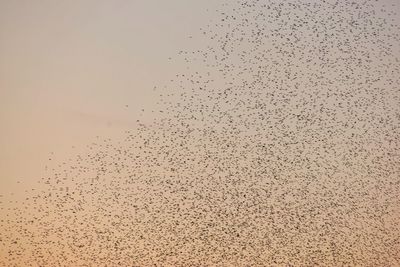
left=1, top=0, right=400, bottom=266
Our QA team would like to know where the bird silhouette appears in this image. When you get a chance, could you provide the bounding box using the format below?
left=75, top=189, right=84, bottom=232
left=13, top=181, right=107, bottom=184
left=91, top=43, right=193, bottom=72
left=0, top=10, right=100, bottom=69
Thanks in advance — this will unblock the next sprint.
left=1, top=0, right=399, bottom=266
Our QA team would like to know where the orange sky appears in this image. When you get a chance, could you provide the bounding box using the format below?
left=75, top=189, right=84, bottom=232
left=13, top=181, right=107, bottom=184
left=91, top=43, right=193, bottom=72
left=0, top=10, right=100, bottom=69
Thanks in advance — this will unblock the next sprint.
left=0, top=0, right=399, bottom=266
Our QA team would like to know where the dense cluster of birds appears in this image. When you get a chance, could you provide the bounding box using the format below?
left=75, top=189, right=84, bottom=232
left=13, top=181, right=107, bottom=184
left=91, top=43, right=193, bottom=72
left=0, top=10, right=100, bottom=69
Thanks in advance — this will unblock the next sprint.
left=1, top=0, right=400, bottom=266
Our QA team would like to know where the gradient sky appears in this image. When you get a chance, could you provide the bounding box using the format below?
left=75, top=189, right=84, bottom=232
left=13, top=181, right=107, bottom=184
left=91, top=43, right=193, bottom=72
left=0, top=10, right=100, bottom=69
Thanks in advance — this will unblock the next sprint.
left=0, top=0, right=228, bottom=194
left=0, top=0, right=399, bottom=266
left=1, top=0, right=399, bottom=193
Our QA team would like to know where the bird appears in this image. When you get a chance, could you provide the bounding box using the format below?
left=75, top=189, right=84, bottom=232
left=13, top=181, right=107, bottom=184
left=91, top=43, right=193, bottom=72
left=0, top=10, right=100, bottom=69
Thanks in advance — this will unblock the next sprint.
left=1, top=0, right=399, bottom=266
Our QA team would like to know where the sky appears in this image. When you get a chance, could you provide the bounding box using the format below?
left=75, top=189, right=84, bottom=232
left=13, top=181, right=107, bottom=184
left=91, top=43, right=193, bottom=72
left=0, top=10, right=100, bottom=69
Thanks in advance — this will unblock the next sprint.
left=0, top=0, right=226, bottom=194
left=1, top=0, right=399, bottom=193
left=0, top=0, right=399, bottom=266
